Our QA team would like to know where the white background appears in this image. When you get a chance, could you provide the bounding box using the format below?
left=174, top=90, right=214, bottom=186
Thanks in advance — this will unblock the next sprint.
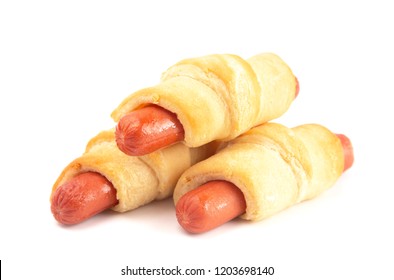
left=1, top=1, right=393, bottom=279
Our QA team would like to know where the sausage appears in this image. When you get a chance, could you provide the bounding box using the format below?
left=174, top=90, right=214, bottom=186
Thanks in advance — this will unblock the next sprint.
left=295, top=77, right=300, bottom=98
left=175, top=180, right=246, bottom=234
left=51, top=172, right=118, bottom=225
left=115, top=105, right=185, bottom=156
left=335, top=133, right=354, bottom=172
left=175, top=133, right=353, bottom=233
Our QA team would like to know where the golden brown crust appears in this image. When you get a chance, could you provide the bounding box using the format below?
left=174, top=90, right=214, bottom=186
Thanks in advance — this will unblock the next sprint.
left=292, top=124, right=344, bottom=200
left=174, top=123, right=344, bottom=221
left=51, top=130, right=218, bottom=212
left=111, top=53, right=296, bottom=147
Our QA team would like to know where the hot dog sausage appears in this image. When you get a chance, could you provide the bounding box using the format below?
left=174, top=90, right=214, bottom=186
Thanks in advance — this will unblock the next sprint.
left=175, top=180, right=246, bottom=234
left=175, top=133, right=353, bottom=234
left=335, top=134, right=354, bottom=172
left=51, top=172, right=118, bottom=225
left=115, top=105, right=185, bottom=156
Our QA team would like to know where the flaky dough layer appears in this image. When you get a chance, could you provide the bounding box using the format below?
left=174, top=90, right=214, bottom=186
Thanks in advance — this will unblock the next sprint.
left=111, top=53, right=297, bottom=147
left=174, top=123, right=344, bottom=221
left=51, top=129, right=218, bottom=212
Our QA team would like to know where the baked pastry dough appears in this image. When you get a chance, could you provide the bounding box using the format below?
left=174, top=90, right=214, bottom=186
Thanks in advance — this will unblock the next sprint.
left=112, top=53, right=297, bottom=147
left=51, top=129, right=218, bottom=212
left=173, top=123, right=344, bottom=221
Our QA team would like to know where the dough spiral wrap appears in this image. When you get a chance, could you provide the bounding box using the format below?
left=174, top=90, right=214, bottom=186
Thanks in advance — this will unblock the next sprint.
left=174, top=123, right=344, bottom=221
left=51, top=129, right=217, bottom=212
left=112, top=53, right=297, bottom=147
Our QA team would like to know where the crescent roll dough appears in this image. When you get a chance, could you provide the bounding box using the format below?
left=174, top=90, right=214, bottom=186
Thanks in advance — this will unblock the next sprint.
left=173, top=123, right=344, bottom=221
left=111, top=53, right=297, bottom=147
left=51, top=129, right=218, bottom=212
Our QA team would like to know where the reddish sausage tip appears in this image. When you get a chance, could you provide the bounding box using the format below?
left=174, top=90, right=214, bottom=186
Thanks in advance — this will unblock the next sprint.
left=295, top=77, right=300, bottom=99
left=176, top=181, right=246, bottom=234
left=335, top=134, right=354, bottom=172
left=51, top=172, right=118, bottom=225
left=115, top=105, right=185, bottom=156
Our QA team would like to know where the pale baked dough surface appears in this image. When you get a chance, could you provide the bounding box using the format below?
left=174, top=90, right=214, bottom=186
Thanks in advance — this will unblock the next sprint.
left=112, top=53, right=296, bottom=147
left=52, top=129, right=218, bottom=212
left=174, top=123, right=344, bottom=221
